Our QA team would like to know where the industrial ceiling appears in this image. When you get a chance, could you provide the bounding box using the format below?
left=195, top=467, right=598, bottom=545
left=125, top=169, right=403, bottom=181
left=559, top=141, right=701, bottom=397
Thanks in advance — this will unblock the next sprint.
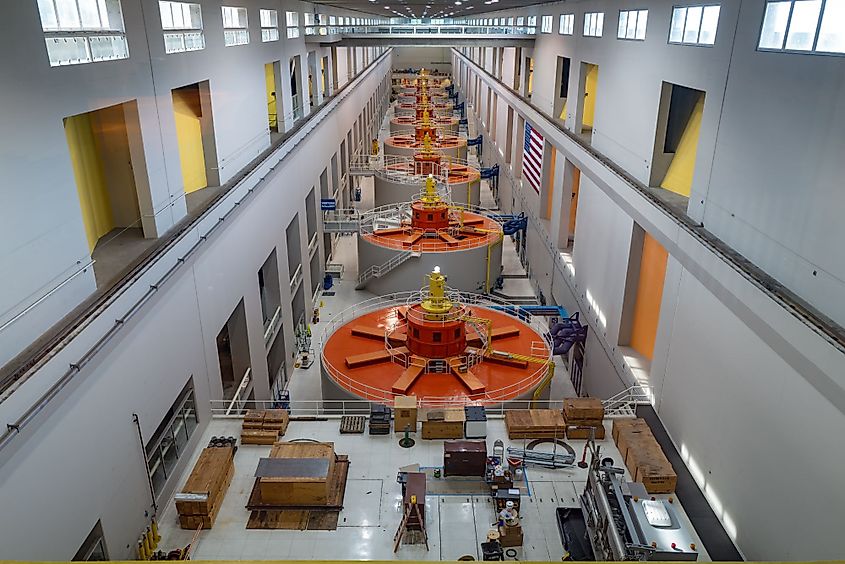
left=310, top=0, right=548, bottom=19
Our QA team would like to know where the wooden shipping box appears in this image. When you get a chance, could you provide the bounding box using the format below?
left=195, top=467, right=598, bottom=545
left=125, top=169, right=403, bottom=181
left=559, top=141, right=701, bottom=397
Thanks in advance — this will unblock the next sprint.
left=562, top=397, right=605, bottom=422
left=421, top=408, right=465, bottom=439
left=394, top=395, right=418, bottom=433
left=257, top=442, right=336, bottom=506
left=611, top=418, right=650, bottom=443
left=176, top=447, right=235, bottom=517
left=504, top=409, right=567, bottom=439
left=565, top=423, right=606, bottom=440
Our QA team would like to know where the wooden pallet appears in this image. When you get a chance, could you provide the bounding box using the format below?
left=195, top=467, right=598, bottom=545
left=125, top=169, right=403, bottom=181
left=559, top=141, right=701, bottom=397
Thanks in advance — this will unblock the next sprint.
left=339, top=415, right=366, bottom=434
left=246, top=456, right=350, bottom=530
left=504, top=410, right=566, bottom=439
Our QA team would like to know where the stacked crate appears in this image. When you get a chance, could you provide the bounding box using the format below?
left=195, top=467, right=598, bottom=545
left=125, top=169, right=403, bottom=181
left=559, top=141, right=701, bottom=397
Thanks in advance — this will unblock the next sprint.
left=562, top=398, right=606, bottom=440
left=612, top=419, right=677, bottom=494
left=241, top=409, right=289, bottom=444
left=175, top=446, right=235, bottom=529
left=504, top=409, right=567, bottom=439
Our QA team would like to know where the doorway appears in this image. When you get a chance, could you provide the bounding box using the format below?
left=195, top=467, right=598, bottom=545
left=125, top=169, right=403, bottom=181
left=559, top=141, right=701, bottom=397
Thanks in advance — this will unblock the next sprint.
left=554, top=56, right=571, bottom=123
left=216, top=299, right=251, bottom=401
left=577, top=63, right=599, bottom=144
left=650, top=82, right=705, bottom=200
left=172, top=81, right=219, bottom=208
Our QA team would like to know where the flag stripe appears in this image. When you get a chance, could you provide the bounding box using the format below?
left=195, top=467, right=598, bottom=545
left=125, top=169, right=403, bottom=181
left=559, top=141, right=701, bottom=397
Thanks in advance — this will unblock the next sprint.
left=522, top=121, right=544, bottom=193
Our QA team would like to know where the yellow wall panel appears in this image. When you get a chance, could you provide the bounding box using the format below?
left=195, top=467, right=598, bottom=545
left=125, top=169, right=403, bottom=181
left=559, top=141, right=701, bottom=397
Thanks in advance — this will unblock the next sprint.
left=64, top=113, right=114, bottom=252
left=569, top=167, right=580, bottom=236
left=265, top=63, right=278, bottom=130
left=630, top=232, right=668, bottom=360
left=660, top=94, right=704, bottom=198
left=172, top=89, right=207, bottom=194
left=582, top=64, right=598, bottom=128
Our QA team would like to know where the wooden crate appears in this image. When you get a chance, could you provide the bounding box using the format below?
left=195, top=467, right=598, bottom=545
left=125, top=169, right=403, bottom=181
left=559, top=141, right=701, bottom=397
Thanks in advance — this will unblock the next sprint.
left=262, top=410, right=290, bottom=431
left=611, top=418, right=650, bottom=442
left=564, top=424, right=606, bottom=440
left=179, top=514, right=214, bottom=530
left=257, top=442, right=337, bottom=506
left=504, top=410, right=566, bottom=439
left=241, top=429, right=280, bottom=445
left=634, top=463, right=678, bottom=494
left=394, top=395, right=418, bottom=433
left=421, top=409, right=465, bottom=439
left=562, top=397, right=604, bottom=422
left=176, top=447, right=235, bottom=517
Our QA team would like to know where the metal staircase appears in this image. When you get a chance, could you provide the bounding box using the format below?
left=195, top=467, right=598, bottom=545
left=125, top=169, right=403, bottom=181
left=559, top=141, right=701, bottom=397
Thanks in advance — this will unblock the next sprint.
left=356, top=251, right=420, bottom=289
left=323, top=209, right=361, bottom=233
left=601, top=385, right=652, bottom=418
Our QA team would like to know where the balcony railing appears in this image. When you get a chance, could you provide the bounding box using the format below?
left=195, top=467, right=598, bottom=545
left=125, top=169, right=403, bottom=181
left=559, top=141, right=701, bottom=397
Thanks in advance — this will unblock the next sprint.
left=304, top=24, right=537, bottom=37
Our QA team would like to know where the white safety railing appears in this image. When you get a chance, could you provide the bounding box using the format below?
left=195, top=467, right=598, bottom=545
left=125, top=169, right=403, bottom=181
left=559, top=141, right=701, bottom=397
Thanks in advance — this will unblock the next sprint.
left=318, top=291, right=553, bottom=406
left=349, top=154, right=481, bottom=184
left=209, top=398, right=572, bottom=418
left=303, top=24, right=537, bottom=37
left=358, top=203, right=503, bottom=254
left=225, top=368, right=252, bottom=416
left=602, top=385, right=652, bottom=418
left=289, top=263, right=303, bottom=293
left=356, top=250, right=416, bottom=287
left=322, top=208, right=361, bottom=233
left=263, top=306, right=282, bottom=347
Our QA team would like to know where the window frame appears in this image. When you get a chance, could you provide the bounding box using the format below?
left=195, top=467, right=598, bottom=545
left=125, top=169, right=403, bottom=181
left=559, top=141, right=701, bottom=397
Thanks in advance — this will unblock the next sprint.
left=143, top=379, right=199, bottom=500
left=285, top=10, right=300, bottom=39
left=757, top=0, right=845, bottom=55
left=583, top=11, right=605, bottom=37
left=669, top=4, right=721, bottom=47
left=37, top=0, right=129, bottom=66
left=159, top=1, right=205, bottom=54
left=617, top=9, right=649, bottom=40
left=260, top=8, right=279, bottom=42
left=541, top=15, right=553, bottom=34
left=559, top=13, right=575, bottom=35
left=221, top=5, right=249, bottom=47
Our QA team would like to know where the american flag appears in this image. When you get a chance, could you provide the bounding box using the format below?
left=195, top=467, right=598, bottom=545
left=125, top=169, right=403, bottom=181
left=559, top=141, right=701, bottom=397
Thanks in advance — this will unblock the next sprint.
left=522, top=121, right=544, bottom=193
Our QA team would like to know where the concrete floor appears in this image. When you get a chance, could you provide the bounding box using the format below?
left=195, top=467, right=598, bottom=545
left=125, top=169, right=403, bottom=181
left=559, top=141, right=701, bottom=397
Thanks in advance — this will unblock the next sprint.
left=91, top=227, right=159, bottom=287
left=156, top=417, right=711, bottom=561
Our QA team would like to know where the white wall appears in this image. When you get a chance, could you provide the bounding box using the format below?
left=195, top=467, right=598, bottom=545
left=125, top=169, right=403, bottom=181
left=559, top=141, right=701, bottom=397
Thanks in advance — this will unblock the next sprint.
left=454, top=12, right=845, bottom=553
left=0, top=16, right=391, bottom=557
left=0, top=0, right=382, bottom=367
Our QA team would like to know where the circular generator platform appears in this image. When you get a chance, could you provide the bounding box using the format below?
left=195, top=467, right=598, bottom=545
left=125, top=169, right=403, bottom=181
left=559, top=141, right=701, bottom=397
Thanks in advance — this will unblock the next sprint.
left=398, top=92, right=448, bottom=105
left=357, top=206, right=503, bottom=293
left=320, top=295, right=551, bottom=406
left=375, top=162, right=481, bottom=208
left=384, top=134, right=467, bottom=159
left=395, top=102, right=454, bottom=117
left=390, top=115, right=459, bottom=136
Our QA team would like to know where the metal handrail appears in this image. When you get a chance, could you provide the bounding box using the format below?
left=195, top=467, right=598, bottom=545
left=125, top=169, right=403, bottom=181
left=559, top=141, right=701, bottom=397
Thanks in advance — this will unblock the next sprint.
left=208, top=398, right=578, bottom=418
left=356, top=250, right=415, bottom=286
left=225, top=367, right=252, bottom=416
left=304, top=24, right=538, bottom=37
left=350, top=154, right=481, bottom=184
left=263, top=306, right=282, bottom=346
left=358, top=203, right=504, bottom=254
